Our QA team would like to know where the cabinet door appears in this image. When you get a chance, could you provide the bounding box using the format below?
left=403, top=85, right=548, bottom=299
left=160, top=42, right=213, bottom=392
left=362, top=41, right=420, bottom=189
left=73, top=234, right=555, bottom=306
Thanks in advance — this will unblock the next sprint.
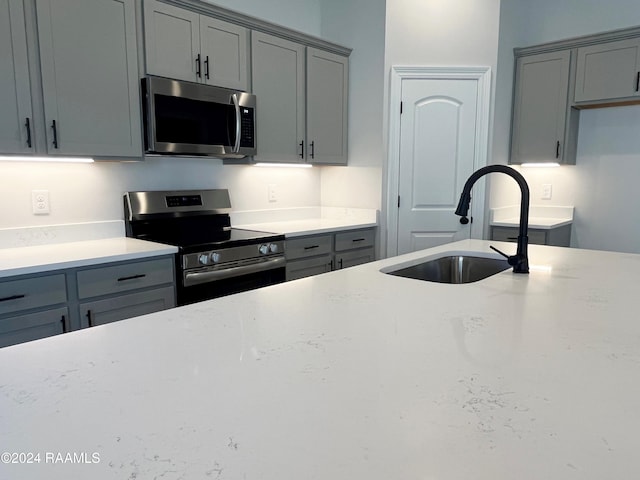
left=251, top=32, right=306, bottom=163
left=335, top=248, right=375, bottom=270
left=36, top=0, right=142, bottom=157
left=81, top=286, right=175, bottom=328
left=306, top=48, right=348, bottom=165
left=0, top=307, right=69, bottom=348
left=0, top=0, right=34, bottom=154
left=510, top=51, right=570, bottom=164
left=575, top=38, right=640, bottom=103
left=200, top=16, right=248, bottom=91
left=286, top=255, right=333, bottom=281
left=143, top=0, right=200, bottom=83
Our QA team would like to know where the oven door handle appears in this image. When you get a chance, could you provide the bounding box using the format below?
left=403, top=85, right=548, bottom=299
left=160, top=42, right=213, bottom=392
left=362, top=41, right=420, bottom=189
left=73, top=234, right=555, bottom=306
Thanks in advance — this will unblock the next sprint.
left=184, top=256, right=285, bottom=287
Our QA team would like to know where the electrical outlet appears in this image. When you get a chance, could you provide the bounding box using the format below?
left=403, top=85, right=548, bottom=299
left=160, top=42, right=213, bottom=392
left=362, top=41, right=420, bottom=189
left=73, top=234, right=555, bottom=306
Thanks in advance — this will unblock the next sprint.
left=32, top=190, right=50, bottom=215
left=268, top=184, right=277, bottom=202
left=541, top=184, right=552, bottom=200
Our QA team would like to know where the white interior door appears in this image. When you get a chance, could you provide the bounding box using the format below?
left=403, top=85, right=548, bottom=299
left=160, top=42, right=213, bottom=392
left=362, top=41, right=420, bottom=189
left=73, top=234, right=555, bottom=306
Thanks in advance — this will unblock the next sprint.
left=388, top=68, right=491, bottom=256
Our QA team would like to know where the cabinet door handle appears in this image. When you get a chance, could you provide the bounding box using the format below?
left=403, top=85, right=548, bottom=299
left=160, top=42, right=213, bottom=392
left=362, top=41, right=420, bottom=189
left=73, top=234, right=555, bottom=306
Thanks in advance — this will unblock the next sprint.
left=204, top=55, right=210, bottom=79
left=86, top=310, right=94, bottom=327
left=310, top=140, right=315, bottom=159
left=61, top=314, right=67, bottom=334
left=304, top=245, right=319, bottom=250
left=51, top=120, right=58, bottom=148
left=196, top=54, right=202, bottom=78
left=117, top=273, right=146, bottom=282
left=329, top=259, right=334, bottom=270
left=338, top=258, right=343, bottom=269
left=555, top=140, right=560, bottom=159
left=25, top=117, right=32, bottom=148
left=351, top=238, right=366, bottom=243
left=299, top=141, right=304, bottom=158
left=0, top=294, right=26, bottom=303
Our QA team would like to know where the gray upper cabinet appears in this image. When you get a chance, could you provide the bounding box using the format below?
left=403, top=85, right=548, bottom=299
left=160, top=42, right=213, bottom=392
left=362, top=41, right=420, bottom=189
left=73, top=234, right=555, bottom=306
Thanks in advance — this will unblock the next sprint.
left=36, top=0, right=141, bottom=157
left=251, top=31, right=306, bottom=163
left=144, top=0, right=200, bottom=83
left=510, top=50, right=574, bottom=164
left=251, top=33, right=349, bottom=165
left=199, top=16, right=249, bottom=91
left=306, top=48, right=348, bottom=165
left=0, top=0, right=33, bottom=155
left=574, top=38, right=640, bottom=103
left=144, top=0, right=249, bottom=91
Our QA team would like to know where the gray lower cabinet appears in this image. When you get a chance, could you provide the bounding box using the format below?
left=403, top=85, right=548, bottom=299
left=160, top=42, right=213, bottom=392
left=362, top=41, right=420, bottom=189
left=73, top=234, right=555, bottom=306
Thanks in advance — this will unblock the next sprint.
left=0, top=307, right=69, bottom=349
left=334, top=229, right=375, bottom=270
left=491, top=224, right=571, bottom=247
left=0, top=255, right=176, bottom=348
left=0, top=273, right=69, bottom=348
left=81, top=287, right=175, bottom=328
left=76, top=257, right=175, bottom=329
left=285, top=228, right=376, bottom=281
left=285, top=234, right=333, bottom=281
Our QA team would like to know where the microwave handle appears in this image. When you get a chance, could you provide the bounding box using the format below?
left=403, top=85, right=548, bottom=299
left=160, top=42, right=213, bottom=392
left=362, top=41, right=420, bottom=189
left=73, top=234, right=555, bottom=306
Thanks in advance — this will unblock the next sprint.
left=231, top=93, right=241, bottom=153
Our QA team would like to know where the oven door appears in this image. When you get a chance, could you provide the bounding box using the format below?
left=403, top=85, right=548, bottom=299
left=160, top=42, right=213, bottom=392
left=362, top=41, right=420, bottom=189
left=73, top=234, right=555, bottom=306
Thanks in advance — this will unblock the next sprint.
left=142, top=76, right=256, bottom=158
left=178, top=257, right=285, bottom=305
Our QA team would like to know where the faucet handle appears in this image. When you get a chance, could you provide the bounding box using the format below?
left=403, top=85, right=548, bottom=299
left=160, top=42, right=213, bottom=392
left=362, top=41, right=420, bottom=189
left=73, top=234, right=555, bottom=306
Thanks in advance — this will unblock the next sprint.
left=489, top=245, right=510, bottom=259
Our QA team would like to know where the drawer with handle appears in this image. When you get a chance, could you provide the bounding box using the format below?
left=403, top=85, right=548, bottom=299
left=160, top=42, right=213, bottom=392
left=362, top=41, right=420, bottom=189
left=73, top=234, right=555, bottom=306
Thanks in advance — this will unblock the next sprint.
left=77, top=257, right=174, bottom=299
left=285, top=234, right=332, bottom=260
left=335, top=229, right=375, bottom=251
left=0, top=274, right=67, bottom=316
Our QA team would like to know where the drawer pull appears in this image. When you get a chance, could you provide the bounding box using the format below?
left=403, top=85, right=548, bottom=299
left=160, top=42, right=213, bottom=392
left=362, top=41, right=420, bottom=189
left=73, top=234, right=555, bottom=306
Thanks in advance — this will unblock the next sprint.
left=61, top=314, right=67, bottom=334
left=86, top=310, right=94, bottom=327
left=338, top=259, right=343, bottom=269
left=117, top=274, right=146, bottom=282
left=351, top=238, right=366, bottom=242
left=304, top=245, right=319, bottom=250
left=0, top=294, right=25, bottom=303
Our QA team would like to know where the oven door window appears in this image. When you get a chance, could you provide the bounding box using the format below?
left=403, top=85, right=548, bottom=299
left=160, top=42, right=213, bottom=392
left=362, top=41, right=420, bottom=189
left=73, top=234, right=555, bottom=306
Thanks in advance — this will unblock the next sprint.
left=154, top=94, right=236, bottom=147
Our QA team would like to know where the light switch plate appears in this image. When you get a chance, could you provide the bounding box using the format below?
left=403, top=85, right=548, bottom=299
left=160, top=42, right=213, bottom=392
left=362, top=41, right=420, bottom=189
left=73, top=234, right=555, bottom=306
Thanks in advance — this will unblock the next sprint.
left=32, top=190, right=50, bottom=215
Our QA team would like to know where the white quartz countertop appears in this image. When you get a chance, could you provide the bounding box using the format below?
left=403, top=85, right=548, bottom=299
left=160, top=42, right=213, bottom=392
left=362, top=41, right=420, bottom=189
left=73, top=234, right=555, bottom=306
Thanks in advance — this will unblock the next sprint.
left=490, top=205, right=574, bottom=229
left=1, top=240, right=639, bottom=479
left=235, top=217, right=378, bottom=236
left=233, top=206, right=378, bottom=237
left=0, top=238, right=177, bottom=278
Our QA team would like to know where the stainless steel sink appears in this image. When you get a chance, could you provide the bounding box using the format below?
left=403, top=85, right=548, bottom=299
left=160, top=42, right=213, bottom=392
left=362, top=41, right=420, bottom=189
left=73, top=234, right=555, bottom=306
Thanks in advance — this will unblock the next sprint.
left=384, top=254, right=510, bottom=284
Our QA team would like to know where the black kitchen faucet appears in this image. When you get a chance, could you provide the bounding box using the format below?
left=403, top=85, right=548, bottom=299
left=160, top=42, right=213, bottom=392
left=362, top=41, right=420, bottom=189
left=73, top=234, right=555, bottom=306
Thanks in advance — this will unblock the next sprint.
left=454, top=165, right=530, bottom=274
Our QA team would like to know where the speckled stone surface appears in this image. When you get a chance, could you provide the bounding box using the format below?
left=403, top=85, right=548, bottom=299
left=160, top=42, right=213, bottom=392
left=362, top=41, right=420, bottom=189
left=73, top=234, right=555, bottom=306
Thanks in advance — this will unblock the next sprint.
left=1, top=240, right=639, bottom=479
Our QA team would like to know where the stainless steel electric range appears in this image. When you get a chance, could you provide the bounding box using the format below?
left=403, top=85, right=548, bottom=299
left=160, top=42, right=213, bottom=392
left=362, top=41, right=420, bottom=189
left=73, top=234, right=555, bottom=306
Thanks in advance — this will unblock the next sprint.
left=124, top=189, right=285, bottom=306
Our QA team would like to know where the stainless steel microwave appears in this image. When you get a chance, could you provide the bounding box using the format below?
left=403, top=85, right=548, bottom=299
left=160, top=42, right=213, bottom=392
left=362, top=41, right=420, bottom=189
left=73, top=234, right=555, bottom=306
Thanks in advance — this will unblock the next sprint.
left=141, top=76, right=256, bottom=158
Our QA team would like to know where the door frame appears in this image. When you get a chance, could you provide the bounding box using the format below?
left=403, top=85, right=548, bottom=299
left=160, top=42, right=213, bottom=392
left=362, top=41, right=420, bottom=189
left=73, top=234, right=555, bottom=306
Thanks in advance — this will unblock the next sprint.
left=385, top=66, right=492, bottom=257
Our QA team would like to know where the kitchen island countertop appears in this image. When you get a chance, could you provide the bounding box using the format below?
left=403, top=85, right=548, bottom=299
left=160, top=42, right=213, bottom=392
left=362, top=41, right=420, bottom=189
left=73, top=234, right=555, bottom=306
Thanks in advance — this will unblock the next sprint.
left=1, top=239, right=639, bottom=479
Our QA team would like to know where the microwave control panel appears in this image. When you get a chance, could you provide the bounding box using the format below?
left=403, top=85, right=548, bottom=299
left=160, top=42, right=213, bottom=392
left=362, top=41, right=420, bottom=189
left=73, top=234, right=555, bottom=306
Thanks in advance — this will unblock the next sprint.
left=240, top=107, right=255, bottom=148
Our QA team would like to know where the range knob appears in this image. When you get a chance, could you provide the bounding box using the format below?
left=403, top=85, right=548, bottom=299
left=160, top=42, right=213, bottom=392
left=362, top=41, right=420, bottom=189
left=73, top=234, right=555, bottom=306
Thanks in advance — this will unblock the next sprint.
left=210, top=252, right=221, bottom=263
left=198, top=254, right=210, bottom=265
left=258, top=244, right=269, bottom=255
left=269, top=243, right=279, bottom=253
